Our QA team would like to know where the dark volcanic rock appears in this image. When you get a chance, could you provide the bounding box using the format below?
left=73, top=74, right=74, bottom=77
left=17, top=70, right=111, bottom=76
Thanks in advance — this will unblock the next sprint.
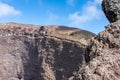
left=69, top=0, right=120, bottom=80
left=102, top=0, right=120, bottom=22
left=85, top=20, right=120, bottom=62
left=0, top=23, right=95, bottom=80
left=69, top=20, right=120, bottom=80
left=81, top=20, right=120, bottom=80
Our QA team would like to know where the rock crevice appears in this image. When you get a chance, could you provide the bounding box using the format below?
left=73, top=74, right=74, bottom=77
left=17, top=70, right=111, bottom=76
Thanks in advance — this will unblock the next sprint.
left=0, top=24, right=92, bottom=80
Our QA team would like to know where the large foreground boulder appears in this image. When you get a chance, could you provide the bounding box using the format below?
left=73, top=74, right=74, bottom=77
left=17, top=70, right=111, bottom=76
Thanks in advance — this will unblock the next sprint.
left=69, top=0, right=120, bottom=80
left=82, top=20, right=120, bottom=80
left=102, top=0, right=120, bottom=22
left=69, top=20, right=120, bottom=80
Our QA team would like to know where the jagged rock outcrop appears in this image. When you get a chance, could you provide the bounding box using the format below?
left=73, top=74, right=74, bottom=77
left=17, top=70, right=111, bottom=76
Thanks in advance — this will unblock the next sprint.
left=102, top=0, right=120, bottom=22
left=85, top=20, right=120, bottom=61
left=0, top=23, right=95, bottom=80
left=70, top=0, right=120, bottom=80
left=81, top=20, right=120, bottom=80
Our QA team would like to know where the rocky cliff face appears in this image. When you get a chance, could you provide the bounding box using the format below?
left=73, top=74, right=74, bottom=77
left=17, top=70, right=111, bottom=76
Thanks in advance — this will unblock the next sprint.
left=80, top=20, right=120, bottom=80
left=70, top=0, right=120, bottom=80
left=1, top=0, right=120, bottom=80
left=0, top=23, right=95, bottom=80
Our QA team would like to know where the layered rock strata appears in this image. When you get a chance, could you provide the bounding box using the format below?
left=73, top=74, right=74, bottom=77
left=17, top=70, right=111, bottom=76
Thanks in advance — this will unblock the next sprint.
left=0, top=23, right=95, bottom=80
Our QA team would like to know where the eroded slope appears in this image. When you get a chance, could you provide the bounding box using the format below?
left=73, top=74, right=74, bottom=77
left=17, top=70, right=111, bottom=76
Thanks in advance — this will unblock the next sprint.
left=0, top=23, right=95, bottom=80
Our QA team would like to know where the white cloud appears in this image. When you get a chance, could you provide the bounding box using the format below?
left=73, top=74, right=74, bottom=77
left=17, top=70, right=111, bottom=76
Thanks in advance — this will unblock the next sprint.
left=68, top=0, right=103, bottom=26
left=0, top=1, right=20, bottom=18
left=48, top=12, right=58, bottom=21
left=67, top=0, right=74, bottom=6
left=45, top=11, right=59, bottom=24
left=95, top=0, right=102, bottom=4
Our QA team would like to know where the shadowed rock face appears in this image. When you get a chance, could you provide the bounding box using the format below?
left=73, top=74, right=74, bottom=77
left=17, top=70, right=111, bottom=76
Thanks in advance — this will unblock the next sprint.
left=102, top=0, right=120, bottom=22
left=85, top=20, right=120, bottom=62
left=82, top=20, right=120, bottom=80
left=68, top=0, right=120, bottom=80
left=0, top=23, right=95, bottom=80
left=69, top=20, right=120, bottom=80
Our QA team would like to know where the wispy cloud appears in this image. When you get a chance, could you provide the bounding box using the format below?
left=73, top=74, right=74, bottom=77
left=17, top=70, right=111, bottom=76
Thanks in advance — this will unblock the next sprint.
left=95, top=0, right=102, bottom=4
left=0, top=1, right=20, bottom=18
left=67, top=0, right=74, bottom=6
left=45, top=11, right=59, bottom=24
left=68, top=0, right=103, bottom=26
left=48, top=12, right=58, bottom=21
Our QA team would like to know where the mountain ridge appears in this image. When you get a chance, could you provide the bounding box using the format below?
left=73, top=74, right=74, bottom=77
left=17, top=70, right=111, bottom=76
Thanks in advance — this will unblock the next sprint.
left=0, top=22, right=95, bottom=45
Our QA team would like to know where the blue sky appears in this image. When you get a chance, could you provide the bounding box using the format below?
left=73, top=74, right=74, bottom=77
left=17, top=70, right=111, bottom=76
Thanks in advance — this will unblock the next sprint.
left=0, top=0, right=109, bottom=34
